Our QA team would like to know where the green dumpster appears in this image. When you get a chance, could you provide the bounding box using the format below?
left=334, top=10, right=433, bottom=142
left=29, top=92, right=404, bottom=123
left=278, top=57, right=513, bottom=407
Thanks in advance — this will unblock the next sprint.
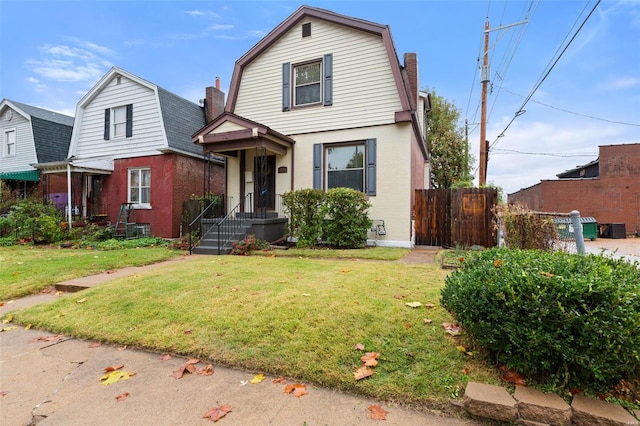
left=554, top=217, right=598, bottom=241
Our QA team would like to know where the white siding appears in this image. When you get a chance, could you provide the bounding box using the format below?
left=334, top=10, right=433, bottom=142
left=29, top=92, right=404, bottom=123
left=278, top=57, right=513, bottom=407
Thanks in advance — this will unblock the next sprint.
left=234, top=18, right=402, bottom=134
left=0, top=108, right=38, bottom=172
left=211, top=121, right=246, bottom=134
left=73, top=75, right=166, bottom=159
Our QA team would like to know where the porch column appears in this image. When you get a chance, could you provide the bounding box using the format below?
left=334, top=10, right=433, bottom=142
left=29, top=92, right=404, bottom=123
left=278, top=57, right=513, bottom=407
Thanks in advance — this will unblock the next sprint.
left=67, top=164, right=72, bottom=224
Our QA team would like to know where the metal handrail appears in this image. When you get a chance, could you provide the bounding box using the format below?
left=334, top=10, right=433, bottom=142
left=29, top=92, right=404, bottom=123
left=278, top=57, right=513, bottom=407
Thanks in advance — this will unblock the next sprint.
left=188, top=197, right=224, bottom=254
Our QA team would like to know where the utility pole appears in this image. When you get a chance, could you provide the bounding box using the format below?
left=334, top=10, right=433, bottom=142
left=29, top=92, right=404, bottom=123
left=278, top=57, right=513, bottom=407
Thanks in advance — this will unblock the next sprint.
left=479, top=17, right=528, bottom=187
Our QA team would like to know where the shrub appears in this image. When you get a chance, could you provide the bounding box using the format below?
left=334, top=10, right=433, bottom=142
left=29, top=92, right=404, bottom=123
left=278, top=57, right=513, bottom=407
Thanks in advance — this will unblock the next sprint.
left=322, top=188, right=371, bottom=249
left=440, top=247, right=640, bottom=391
left=498, top=203, right=559, bottom=250
left=281, top=189, right=326, bottom=247
left=230, top=234, right=271, bottom=255
left=9, top=199, right=65, bottom=244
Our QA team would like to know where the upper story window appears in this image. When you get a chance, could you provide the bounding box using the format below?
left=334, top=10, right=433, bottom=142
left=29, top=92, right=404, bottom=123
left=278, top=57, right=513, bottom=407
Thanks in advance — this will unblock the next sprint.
left=3, top=129, right=16, bottom=157
left=282, top=54, right=332, bottom=111
left=294, top=61, right=322, bottom=106
left=128, top=167, right=150, bottom=207
left=113, top=106, right=127, bottom=138
left=104, top=104, right=133, bottom=140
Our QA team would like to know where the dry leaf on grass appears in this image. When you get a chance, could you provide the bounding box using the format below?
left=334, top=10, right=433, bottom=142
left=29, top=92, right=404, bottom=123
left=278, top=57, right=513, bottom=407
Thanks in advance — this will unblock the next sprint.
left=442, top=322, right=462, bottom=336
left=405, top=301, right=423, bottom=308
left=354, top=366, right=374, bottom=380
left=353, top=343, right=365, bottom=351
left=203, top=404, right=232, bottom=422
left=368, top=404, right=389, bottom=420
left=500, top=365, right=526, bottom=386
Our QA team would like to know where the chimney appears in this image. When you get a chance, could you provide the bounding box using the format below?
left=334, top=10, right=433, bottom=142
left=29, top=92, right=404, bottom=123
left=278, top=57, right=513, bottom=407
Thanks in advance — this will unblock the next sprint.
left=403, top=53, right=418, bottom=110
left=205, top=76, right=225, bottom=123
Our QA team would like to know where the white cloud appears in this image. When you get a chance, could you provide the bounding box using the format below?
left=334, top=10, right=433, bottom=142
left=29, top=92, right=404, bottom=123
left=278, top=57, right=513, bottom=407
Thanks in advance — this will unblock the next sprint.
left=215, top=30, right=266, bottom=40
left=184, top=9, right=221, bottom=19
left=208, top=24, right=234, bottom=31
left=27, top=59, right=105, bottom=82
left=600, top=76, right=639, bottom=90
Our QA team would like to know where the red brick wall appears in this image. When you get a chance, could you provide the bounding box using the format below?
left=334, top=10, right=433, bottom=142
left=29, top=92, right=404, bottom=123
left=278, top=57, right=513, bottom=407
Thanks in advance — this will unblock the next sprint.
left=508, top=144, right=640, bottom=234
left=100, top=154, right=224, bottom=238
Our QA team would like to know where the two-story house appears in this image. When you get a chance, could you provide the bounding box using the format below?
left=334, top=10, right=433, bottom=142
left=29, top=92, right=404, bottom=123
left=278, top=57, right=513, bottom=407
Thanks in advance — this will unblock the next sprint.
left=0, top=99, right=73, bottom=204
left=34, top=67, right=225, bottom=238
left=192, top=6, right=430, bottom=248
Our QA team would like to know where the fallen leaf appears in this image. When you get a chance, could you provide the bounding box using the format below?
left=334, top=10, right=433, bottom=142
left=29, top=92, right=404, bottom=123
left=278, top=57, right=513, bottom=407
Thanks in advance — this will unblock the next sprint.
left=394, top=294, right=406, bottom=299
left=1, top=326, right=17, bottom=332
left=25, top=324, right=32, bottom=330
left=172, top=358, right=199, bottom=379
left=117, top=345, right=127, bottom=351
left=0, top=391, right=7, bottom=396
left=500, top=365, right=526, bottom=386
left=354, top=343, right=365, bottom=351
left=30, top=335, right=65, bottom=343
left=203, top=404, right=232, bottom=422
left=2, top=314, right=13, bottom=324
left=284, top=383, right=307, bottom=397
left=340, top=269, right=351, bottom=273
left=197, top=364, right=214, bottom=376
left=100, top=370, right=135, bottom=385
left=272, top=376, right=287, bottom=384
left=88, top=342, right=101, bottom=348
left=115, top=392, right=130, bottom=401
left=76, top=298, right=87, bottom=304
left=354, top=366, right=374, bottom=380
left=405, top=301, right=422, bottom=308
left=184, top=329, right=192, bottom=334
left=462, top=368, right=470, bottom=374
left=230, top=288, right=238, bottom=292
left=159, top=353, right=172, bottom=361
left=250, top=373, right=265, bottom=384
left=240, top=380, right=248, bottom=386
left=424, top=303, right=436, bottom=308
left=361, top=352, right=380, bottom=367
left=103, top=364, right=124, bottom=372
left=0, top=302, right=3, bottom=306
left=424, top=318, right=433, bottom=324
left=405, top=323, right=412, bottom=329
left=368, top=404, right=389, bottom=420
left=442, top=322, right=462, bottom=336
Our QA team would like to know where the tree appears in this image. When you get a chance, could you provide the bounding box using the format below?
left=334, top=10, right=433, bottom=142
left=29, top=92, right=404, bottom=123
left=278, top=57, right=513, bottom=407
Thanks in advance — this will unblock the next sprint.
left=425, top=89, right=473, bottom=188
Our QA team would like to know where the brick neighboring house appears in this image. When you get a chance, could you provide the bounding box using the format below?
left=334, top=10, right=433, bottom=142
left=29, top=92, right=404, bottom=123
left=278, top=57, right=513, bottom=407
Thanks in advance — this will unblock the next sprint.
left=33, top=67, right=225, bottom=238
left=0, top=99, right=72, bottom=203
left=192, top=6, right=431, bottom=249
left=508, top=143, right=640, bottom=236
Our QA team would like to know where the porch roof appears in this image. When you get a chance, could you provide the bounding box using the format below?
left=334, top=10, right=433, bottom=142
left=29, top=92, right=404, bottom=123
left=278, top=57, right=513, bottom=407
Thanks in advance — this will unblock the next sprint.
left=192, top=112, right=295, bottom=158
left=32, top=158, right=114, bottom=175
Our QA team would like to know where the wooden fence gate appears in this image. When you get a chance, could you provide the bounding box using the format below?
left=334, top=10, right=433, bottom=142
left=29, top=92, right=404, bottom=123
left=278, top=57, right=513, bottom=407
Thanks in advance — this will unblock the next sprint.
left=414, top=188, right=498, bottom=248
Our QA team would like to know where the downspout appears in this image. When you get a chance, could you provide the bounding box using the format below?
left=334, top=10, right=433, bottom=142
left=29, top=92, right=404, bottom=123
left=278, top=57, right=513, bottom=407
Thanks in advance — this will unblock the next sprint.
left=66, top=163, right=72, bottom=224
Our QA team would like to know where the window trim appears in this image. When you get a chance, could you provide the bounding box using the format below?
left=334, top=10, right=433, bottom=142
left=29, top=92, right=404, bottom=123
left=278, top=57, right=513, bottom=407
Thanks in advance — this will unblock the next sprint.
left=112, top=105, right=127, bottom=139
left=3, top=128, right=16, bottom=158
left=292, top=59, right=323, bottom=108
left=313, top=138, right=376, bottom=195
left=127, top=167, right=151, bottom=208
left=283, top=53, right=332, bottom=111
left=325, top=142, right=365, bottom=192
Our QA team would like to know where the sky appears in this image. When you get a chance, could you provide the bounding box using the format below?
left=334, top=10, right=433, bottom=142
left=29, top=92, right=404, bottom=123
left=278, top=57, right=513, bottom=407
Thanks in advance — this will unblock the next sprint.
left=1, top=0, right=638, bottom=195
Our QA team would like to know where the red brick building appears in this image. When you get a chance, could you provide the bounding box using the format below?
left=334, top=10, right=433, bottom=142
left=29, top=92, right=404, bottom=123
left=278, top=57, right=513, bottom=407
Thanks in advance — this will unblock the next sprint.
left=508, top=143, right=640, bottom=236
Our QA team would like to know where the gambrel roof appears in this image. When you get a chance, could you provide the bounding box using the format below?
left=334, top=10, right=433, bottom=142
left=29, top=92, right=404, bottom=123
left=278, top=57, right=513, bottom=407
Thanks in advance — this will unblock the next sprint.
left=0, top=99, right=73, bottom=164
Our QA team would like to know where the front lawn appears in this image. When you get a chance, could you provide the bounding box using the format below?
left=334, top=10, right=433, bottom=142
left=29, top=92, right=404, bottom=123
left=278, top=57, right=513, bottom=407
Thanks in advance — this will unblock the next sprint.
left=0, top=245, right=180, bottom=299
left=9, top=253, right=499, bottom=411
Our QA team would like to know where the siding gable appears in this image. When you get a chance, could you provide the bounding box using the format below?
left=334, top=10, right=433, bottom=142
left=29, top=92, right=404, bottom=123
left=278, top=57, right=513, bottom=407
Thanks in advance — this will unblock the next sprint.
left=234, top=17, right=402, bottom=135
left=0, top=107, right=38, bottom=172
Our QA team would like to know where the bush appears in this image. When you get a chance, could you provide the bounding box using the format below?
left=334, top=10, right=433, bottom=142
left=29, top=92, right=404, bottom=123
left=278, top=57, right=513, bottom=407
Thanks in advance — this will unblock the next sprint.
left=230, top=234, right=271, bottom=255
left=282, top=188, right=372, bottom=249
left=282, top=189, right=325, bottom=247
left=440, top=247, right=640, bottom=391
left=322, top=188, right=371, bottom=249
left=498, top=203, right=559, bottom=250
left=9, top=199, right=65, bottom=244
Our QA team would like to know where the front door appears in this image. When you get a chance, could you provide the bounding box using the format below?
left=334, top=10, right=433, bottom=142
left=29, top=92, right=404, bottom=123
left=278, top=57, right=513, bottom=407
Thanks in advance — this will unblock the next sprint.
left=254, top=155, right=275, bottom=211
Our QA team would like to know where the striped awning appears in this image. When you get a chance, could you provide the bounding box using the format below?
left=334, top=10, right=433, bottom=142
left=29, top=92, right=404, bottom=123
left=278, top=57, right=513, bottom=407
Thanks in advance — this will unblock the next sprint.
left=0, top=170, right=40, bottom=181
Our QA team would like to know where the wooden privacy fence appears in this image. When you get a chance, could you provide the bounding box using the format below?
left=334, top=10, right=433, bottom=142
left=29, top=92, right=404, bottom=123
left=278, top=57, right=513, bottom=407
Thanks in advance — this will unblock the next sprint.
left=414, top=188, right=498, bottom=248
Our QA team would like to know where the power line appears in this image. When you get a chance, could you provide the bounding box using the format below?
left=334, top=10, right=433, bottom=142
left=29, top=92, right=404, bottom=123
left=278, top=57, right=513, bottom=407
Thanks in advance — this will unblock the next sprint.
left=492, top=148, right=598, bottom=157
left=497, top=87, right=640, bottom=127
left=489, top=0, right=602, bottom=151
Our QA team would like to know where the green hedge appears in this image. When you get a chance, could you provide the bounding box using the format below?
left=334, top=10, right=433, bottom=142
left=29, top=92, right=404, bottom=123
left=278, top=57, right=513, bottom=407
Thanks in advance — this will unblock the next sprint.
left=282, top=188, right=371, bottom=249
left=440, top=248, right=640, bottom=391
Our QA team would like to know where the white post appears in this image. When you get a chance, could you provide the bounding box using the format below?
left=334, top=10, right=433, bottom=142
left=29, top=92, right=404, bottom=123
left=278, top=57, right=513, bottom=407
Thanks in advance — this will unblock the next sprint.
left=571, top=210, right=586, bottom=255
left=66, top=164, right=72, bottom=224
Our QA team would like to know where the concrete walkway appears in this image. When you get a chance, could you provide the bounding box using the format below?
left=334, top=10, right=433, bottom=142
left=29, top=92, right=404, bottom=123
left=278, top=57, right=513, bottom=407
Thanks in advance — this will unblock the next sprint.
left=1, top=253, right=476, bottom=426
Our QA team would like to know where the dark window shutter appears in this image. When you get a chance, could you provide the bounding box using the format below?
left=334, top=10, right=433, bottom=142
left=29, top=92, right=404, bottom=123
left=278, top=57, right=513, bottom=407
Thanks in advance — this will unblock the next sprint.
left=323, top=54, right=333, bottom=106
left=103, top=108, right=110, bottom=140
left=313, top=143, right=322, bottom=189
left=365, top=138, right=376, bottom=196
left=125, top=104, right=133, bottom=137
left=282, top=63, right=291, bottom=112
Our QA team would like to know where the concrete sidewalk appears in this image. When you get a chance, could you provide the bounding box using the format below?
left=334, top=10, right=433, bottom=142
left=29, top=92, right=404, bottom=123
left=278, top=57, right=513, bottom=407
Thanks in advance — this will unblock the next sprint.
left=1, top=254, right=476, bottom=426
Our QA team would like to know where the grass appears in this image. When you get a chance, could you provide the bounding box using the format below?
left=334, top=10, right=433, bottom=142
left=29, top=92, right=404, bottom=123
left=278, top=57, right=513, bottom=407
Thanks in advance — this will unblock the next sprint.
left=9, top=250, right=500, bottom=411
left=0, top=245, right=180, bottom=299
